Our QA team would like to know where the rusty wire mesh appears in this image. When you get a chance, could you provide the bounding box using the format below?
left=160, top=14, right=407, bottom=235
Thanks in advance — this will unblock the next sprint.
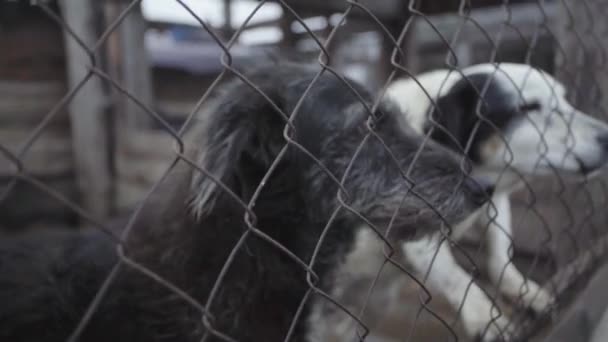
left=1, top=0, right=608, bottom=341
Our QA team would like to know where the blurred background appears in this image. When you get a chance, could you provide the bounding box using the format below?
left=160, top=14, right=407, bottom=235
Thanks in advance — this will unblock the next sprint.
left=1, top=0, right=608, bottom=341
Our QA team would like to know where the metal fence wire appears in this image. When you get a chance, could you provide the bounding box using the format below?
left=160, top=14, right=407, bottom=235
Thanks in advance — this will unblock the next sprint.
left=1, top=0, right=608, bottom=341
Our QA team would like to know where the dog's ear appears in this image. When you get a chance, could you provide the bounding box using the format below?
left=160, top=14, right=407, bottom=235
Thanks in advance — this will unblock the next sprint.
left=428, top=73, right=518, bottom=162
left=427, top=81, right=474, bottom=154
left=189, top=90, right=287, bottom=217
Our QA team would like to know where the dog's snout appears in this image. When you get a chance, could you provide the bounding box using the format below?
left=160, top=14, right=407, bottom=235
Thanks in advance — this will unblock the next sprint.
left=464, top=176, right=494, bottom=206
left=596, top=133, right=608, bottom=151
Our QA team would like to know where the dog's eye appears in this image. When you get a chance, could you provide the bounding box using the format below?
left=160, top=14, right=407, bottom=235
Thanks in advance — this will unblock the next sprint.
left=373, top=109, right=386, bottom=121
left=519, top=102, right=542, bottom=112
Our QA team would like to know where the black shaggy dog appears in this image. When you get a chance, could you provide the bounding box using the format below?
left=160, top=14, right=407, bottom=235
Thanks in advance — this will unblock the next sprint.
left=0, top=62, right=492, bottom=342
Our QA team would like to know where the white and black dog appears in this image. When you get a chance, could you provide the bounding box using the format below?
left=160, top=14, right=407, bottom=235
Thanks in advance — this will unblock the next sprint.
left=377, top=63, right=608, bottom=340
left=0, top=62, right=491, bottom=342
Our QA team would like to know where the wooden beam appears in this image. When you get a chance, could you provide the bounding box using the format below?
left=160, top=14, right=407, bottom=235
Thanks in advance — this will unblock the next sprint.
left=277, top=0, right=404, bottom=21
left=410, top=3, right=559, bottom=49
left=223, top=0, right=233, bottom=38
left=58, top=0, right=112, bottom=220
left=0, top=81, right=69, bottom=126
left=118, top=3, right=155, bottom=128
left=0, top=127, right=73, bottom=177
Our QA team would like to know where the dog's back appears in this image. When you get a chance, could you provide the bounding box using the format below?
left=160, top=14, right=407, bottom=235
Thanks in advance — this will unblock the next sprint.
left=0, top=229, right=127, bottom=341
left=0, top=62, right=489, bottom=342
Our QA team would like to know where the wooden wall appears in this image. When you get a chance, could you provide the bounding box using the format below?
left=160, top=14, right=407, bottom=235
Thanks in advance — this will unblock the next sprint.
left=0, top=5, right=75, bottom=230
left=0, top=1, right=605, bottom=341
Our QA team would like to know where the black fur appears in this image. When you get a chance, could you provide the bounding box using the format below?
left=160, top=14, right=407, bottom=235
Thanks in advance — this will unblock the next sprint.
left=425, top=73, right=525, bottom=163
left=0, top=62, right=487, bottom=342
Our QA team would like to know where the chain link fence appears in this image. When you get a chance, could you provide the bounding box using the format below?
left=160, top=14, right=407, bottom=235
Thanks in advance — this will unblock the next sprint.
left=1, top=0, right=608, bottom=341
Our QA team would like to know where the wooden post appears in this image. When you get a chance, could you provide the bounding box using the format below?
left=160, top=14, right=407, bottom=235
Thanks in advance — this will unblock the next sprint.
left=103, top=0, right=154, bottom=129
left=454, top=42, right=473, bottom=68
left=58, top=0, right=112, bottom=221
left=103, top=0, right=157, bottom=212
left=118, top=2, right=155, bottom=128
left=223, top=0, right=233, bottom=39
left=279, top=13, right=296, bottom=49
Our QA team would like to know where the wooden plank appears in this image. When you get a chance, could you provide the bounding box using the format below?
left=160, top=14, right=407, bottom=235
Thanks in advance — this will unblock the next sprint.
left=156, top=98, right=198, bottom=121
left=58, top=0, right=112, bottom=220
left=0, top=80, right=69, bottom=125
left=0, top=127, right=73, bottom=177
left=0, top=80, right=64, bottom=96
left=114, top=130, right=176, bottom=210
left=116, top=130, right=176, bottom=159
left=410, top=3, right=559, bottom=49
left=0, top=20, right=66, bottom=81
left=278, top=0, right=404, bottom=20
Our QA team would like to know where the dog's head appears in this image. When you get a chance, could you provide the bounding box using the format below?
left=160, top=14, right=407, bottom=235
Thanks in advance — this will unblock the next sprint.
left=427, top=63, right=608, bottom=179
left=187, top=64, right=492, bottom=241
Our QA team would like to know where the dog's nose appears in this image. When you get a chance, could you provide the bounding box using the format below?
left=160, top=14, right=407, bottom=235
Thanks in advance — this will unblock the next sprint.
left=596, top=133, right=608, bottom=150
left=465, top=176, right=495, bottom=207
